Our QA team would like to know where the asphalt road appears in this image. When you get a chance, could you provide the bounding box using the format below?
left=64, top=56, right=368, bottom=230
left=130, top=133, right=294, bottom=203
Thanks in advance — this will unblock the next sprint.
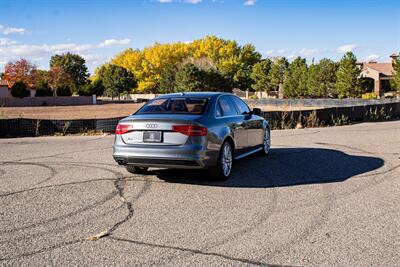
left=1, top=121, right=399, bottom=266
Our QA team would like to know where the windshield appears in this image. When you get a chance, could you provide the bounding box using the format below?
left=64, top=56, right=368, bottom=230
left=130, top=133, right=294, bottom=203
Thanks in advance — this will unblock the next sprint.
left=136, top=97, right=209, bottom=114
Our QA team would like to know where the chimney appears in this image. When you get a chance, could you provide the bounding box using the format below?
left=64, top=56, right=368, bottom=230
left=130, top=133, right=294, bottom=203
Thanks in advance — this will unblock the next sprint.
left=390, top=52, right=399, bottom=66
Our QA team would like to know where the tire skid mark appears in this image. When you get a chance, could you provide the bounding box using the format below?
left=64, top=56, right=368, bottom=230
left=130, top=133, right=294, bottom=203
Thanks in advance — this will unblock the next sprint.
left=256, top=158, right=335, bottom=262
left=0, top=162, right=56, bottom=185
left=109, top=236, right=282, bottom=267
left=0, top=146, right=111, bottom=164
left=1, top=163, right=123, bottom=233
left=154, top=166, right=278, bottom=265
left=0, top=203, right=125, bottom=245
left=0, top=164, right=152, bottom=261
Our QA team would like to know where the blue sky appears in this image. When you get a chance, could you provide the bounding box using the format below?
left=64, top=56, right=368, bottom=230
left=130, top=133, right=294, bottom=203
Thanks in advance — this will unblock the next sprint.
left=0, top=0, right=399, bottom=73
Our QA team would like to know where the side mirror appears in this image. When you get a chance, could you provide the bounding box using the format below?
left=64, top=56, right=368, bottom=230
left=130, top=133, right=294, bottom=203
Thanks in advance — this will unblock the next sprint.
left=252, top=108, right=261, bottom=116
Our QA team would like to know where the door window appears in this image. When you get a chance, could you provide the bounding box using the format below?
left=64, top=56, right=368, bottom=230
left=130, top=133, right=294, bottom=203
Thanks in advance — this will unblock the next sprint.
left=231, top=96, right=251, bottom=115
left=217, top=96, right=239, bottom=117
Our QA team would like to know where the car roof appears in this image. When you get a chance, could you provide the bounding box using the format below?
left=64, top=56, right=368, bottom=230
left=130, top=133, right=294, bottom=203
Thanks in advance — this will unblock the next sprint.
left=156, top=92, right=233, bottom=98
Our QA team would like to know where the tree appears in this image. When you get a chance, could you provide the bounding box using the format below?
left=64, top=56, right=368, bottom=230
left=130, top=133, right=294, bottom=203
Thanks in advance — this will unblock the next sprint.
left=175, top=63, right=203, bottom=92
left=3, top=58, right=37, bottom=86
left=284, top=57, right=308, bottom=98
left=251, top=59, right=272, bottom=92
left=159, top=65, right=178, bottom=93
left=77, top=79, right=105, bottom=96
left=0, top=72, right=4, bottom=79
left=267, top=57, right=289, bottom=91
left=50, top=53, right=89, bottom=87
left=34, top=70, right=52, bottom=96
left=390, top=56, right=400, bottom=92
left=10, top=81, right=30, bottom=98
left=97, top=64, right=137, bottom=99
left=307, top=58, right=338, bottom=98
left=335, top=52, right=361, bottom=98
left=47, top=66, right=74, bottom=96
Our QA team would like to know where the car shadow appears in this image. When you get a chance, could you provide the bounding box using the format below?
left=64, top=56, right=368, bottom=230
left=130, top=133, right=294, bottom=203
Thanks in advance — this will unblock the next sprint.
left=153, top=148, right=384, bottom=188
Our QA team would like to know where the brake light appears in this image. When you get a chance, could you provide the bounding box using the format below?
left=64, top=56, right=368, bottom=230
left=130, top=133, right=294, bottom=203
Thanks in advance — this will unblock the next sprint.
left=172, top=125, right=207, bottom=136
left=115, top=124, right=134, bottom=135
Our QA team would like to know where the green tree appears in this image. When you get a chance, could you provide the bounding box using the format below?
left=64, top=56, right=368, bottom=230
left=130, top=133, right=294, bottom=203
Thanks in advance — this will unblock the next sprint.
left=98, top=64, right=137, bottom=99
left=50, top=53, right=89, bottom=88
left=34, top=70, right=52, bottom=96
left=284, top=57, right=308, bottom=98
left=159, top=65, right=178, bottom=93
left=307, top=58, right=338, bottom=98
left=251, top=59, right=272, bottom=92
left=175, top=63, right=203, bottom=92
left=268, top=57, right=289, bottom=91
left=47, top=66, right=74, bottom=96
left=10, top=81, right=30, bottom=98
left=335, top=52, right=361, bottom=98
left=77, top=80, right=105, bottom=96
left=390, top=56, right=400, bottom=92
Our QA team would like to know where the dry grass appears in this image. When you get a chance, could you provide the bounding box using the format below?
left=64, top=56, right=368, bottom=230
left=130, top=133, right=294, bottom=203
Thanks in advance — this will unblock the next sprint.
left=0, top=102, right=320, bottom=120
left=0, top=103, right=144, bottom=120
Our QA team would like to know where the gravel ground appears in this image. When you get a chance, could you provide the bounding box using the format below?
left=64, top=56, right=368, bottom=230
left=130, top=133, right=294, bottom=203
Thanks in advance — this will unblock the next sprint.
left=0, top=121, right=399, bottom=266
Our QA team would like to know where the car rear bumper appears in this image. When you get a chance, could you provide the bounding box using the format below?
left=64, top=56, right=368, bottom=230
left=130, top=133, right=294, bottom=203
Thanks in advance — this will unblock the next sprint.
left=113, top=143, right=212, bottom=169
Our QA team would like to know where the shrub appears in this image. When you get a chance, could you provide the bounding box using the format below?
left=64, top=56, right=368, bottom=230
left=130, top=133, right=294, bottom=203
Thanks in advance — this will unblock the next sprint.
left=248, top=94, right=259, bottom=99
left=57, top=85, right=72, bottom=96
left=361, top=92, right=377, bottom=100
left=10, top=81, right=30, bottom=98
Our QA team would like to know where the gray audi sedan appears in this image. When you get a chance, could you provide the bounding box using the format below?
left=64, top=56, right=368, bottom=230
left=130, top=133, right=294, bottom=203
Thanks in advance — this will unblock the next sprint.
left=113, top=92, right=270, bottom=179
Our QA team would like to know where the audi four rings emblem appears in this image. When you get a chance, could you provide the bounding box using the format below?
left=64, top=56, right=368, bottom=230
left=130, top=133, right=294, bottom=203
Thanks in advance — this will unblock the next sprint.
left=145, top=123, right=158, bottom=129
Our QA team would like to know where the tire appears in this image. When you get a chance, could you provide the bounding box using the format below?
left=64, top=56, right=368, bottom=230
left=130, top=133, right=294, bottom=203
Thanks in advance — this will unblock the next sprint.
left=126, top=165, right=148, bottom=174
left=210, top=141, right=234, bottom=180
left=257, top=128, right=271, bottom=156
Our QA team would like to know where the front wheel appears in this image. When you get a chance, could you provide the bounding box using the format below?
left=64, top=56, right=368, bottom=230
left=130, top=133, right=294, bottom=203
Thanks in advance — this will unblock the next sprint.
left=126, top=165, right=148, bottom=174
left=210, top=141, right=234, bottom=180
left=258, top=128, right=271, bottom=156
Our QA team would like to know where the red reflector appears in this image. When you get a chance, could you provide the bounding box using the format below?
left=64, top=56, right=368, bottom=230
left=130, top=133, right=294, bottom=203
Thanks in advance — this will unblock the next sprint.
left=115, top=124, right=134, bottom=135
left=172, top=125, right=207, bottom=136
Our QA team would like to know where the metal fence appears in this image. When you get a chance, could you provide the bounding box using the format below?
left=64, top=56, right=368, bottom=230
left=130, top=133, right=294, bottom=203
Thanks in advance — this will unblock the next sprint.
left=0, top=102, right=399, bottom=138
left=246, top=98, right=400, bottom=108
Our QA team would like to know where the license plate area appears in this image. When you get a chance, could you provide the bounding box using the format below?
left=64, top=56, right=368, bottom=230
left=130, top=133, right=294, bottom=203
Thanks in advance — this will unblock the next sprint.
left=143, top=131, right=162, bottom=143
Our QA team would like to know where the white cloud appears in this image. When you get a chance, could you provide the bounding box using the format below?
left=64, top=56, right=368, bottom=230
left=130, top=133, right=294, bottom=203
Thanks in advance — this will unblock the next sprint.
left=0, top=38, right=18, bottom=46
left=98, top=38, right=131, bottom=47
left=277, top=49, right=286, bottom=54
left=0, top=25, right=27, bottom=35
left=265, top=50, right=274, bottom=56
left=244, top=0, right=256, bottom=6
left=298, top=48, right=326, bottom=56
left=336, top=44, right=358, bottom=53
left=0, top=38, right=131, bottom=72
left=157, top=0, right=202, bottom=3
left=366, top=54, right=379, bottom=60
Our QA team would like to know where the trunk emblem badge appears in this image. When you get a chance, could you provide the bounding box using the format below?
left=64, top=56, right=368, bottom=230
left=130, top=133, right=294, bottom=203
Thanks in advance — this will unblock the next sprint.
left=145, top=123, right=158, bottom=129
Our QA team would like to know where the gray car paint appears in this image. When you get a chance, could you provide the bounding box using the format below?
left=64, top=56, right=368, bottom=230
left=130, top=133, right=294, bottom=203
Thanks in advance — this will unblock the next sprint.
left=113, top=92, right=269, bottom=169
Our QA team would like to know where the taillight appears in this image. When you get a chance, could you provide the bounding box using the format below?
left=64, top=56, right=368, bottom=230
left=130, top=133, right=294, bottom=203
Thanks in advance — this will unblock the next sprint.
left=115, top=124, right=134, bottom=135
left=172, top=125, right=207, bottom=136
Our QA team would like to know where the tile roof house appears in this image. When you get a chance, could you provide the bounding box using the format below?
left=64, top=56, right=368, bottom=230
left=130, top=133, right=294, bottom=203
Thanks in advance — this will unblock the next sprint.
left=0, top=79, right=36, bottom=98
left=359, top=53, right=398, bottom=97
left=0, top=80, right=12, bottom=98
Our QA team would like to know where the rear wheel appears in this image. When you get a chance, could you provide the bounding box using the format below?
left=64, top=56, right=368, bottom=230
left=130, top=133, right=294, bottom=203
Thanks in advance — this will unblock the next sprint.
left=211, top=141, right=234, bottom=180
left=126, top=165, right=148, bottom=174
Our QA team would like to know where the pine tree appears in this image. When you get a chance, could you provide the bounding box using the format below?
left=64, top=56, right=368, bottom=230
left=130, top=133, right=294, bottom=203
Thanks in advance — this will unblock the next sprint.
left=250, top=59, right=272, bottom=92
left=335, top=52, right=361, bottom=98
left=390, top=56, right=400, bottom=92
left=307, top=58, right=338, bottom=98
left=283, top=57, right=308, bottom=98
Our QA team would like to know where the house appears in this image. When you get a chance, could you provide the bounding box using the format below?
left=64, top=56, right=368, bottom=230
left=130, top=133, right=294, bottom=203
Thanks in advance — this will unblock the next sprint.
left=0, top=80, right=11, bottom=98
left=0, top=79, right=36, bottom=98
left=359, top=53, right=398, bottom=97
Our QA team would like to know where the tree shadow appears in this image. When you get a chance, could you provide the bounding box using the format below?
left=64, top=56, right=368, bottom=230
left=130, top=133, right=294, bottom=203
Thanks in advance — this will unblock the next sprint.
left=153, top=148, right=384, bottom=188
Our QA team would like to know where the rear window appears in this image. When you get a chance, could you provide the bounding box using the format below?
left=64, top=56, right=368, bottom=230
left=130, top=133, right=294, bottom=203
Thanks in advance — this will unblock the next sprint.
left=136, top=97, right=208, bottom=114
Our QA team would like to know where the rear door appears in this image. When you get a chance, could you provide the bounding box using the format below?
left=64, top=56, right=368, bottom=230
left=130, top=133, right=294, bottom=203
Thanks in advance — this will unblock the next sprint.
left=217, top=96, right=247, bottom=152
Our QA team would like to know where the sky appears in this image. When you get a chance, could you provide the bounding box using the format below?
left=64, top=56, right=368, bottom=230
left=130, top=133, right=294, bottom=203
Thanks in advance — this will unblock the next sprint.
left=0, top=0, right=399, bottom=73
